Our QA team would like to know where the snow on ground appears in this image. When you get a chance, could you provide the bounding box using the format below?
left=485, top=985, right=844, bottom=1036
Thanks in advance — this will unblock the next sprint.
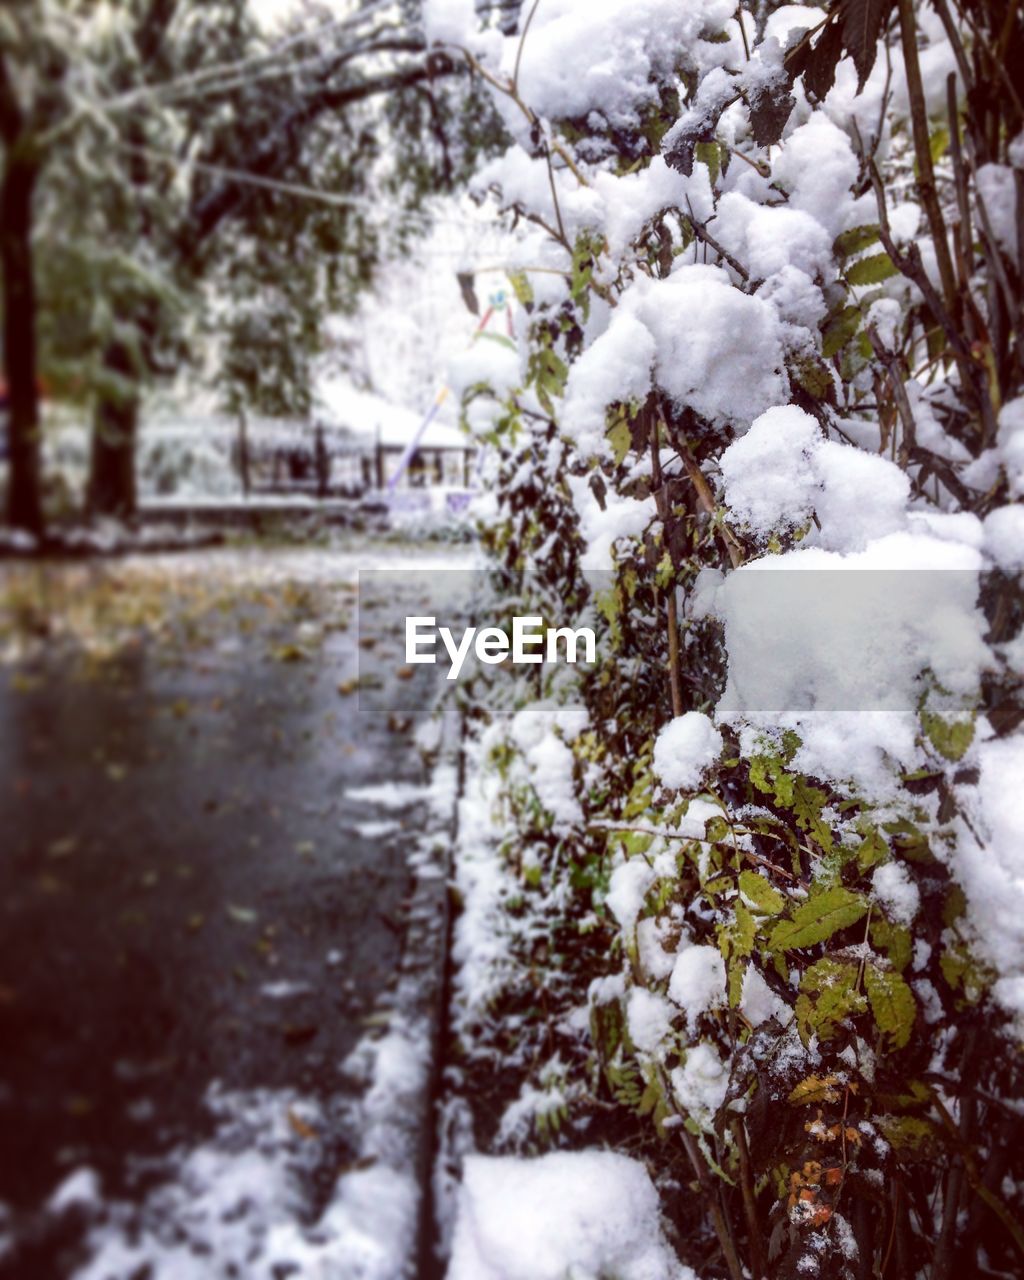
left=61, top=1084, right=357, bottom=1280
left=343, top=782, right=434, bottom=809
left=33, top=687, right=461, bottom=1280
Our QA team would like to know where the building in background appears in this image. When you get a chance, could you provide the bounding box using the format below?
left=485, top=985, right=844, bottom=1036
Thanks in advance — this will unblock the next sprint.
left=316, top=382, right=472, bottom=493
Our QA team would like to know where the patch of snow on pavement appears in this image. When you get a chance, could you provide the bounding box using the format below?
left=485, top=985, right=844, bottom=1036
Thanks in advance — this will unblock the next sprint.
left=343, top=782, right=432, bottom=809
left=353, top=818, right=403, bottom=838
left=66, top=1084, right=357, bottom=1280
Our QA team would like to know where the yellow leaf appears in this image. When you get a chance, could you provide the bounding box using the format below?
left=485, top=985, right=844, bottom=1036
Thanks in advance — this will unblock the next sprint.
left=788, top=1074, right=843, bottom=1106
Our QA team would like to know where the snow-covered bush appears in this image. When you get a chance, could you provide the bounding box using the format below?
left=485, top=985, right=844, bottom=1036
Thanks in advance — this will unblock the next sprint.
left=433, top=0, right=1024, bottom=1275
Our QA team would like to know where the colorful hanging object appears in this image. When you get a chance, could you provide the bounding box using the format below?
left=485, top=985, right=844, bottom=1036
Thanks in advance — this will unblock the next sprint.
left=384, top=292, right=509, bottom=493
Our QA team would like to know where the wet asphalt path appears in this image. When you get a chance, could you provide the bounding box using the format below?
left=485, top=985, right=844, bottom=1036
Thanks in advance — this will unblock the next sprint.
left=0, top=554, right=443, bottom=1277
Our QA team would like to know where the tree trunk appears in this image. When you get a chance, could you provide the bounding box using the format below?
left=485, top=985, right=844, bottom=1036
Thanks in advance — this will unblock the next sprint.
left=237, top=408, right=251, bottom=497
left=1, top=151, right=44, bottom=537
left=87, top=342, right=139, bottom=521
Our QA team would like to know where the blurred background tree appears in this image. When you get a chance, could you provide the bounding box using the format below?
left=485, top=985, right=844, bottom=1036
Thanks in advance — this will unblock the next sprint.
left=1, top=0, right=507, bottom=532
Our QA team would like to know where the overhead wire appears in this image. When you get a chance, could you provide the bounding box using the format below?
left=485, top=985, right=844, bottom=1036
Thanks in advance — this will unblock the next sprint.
left=94, top=0, right=403, bottom=116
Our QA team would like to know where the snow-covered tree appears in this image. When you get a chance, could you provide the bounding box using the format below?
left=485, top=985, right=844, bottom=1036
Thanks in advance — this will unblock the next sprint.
left=3, top=0, right=499, bottom=528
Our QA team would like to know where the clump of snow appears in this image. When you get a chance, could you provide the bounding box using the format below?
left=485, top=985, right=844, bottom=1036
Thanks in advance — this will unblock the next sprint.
left=567, top=473, right=656, bottom=570
left=983, top=506, right=1024, bottom=571
left=720, top=404, right=910, bottom=550
left=48, top=1169, right=102, bottom=1215
left=770, top=113, right=858, bottom=239
left=509, top=0, right=732, bottom=130
left=66, top=1085, right=383, bottom=1280
left=446, top=1151, right=695, bottom=1280
left=527, top=731, right=582, bottom=830
left=872, top=861, right=920, bottom=925
left=564, top=267, right=786, bottom=458
left=627, top=987, right=677, bottom=1055
left=712, top=533, right=989, bottom=793
left=594, top=158, right=714, bottom=261
left=563, top=311, right=656, bottom=459
left=344, top=782, right=431, bottom=809
left=713, top=191, right=834, bottom=281
left=450, top=726, right=519, bottom=1018
left=606, top=857, right=657, bottom=934
left=642, top=266, right=787, bottom=429
left=670, top=1041, right=729, bottom=1127
left=675, top=796, right=726, bottom=839
left=762, top=5, right=824, bottom=49
left=424, top=0, right=478, bottom=46
left=653, top=712, right=723, bottom=791
left=954, top=733, right=1024, bottom=1024
left=740, top=965, right=791, bottom=1027
left=510, top=702, right=590, bottom=748
left=976, top=164, right=1020, bottom=267
left=448, top=338, right=523, bottom=417
left=637, top=916, right=679, bottom=981
left=997, top=396, right=1024, bottom=498
left=668, top=943, right=727, bottom=1023
left=756, top=265, right=828, bottom=333
left=506, top=704, right=588, bottom=830
left=719, top=405, right=821, bottom=538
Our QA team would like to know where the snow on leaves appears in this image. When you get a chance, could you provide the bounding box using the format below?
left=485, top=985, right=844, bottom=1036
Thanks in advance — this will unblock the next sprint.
left=430, top=0, right=1024, bottom=1274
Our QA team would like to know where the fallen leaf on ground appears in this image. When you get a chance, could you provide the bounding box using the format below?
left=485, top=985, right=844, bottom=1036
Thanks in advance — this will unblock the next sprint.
left=288, top=1108, right=318, bottom=1140
left=47, top=836, right=78, bottom=859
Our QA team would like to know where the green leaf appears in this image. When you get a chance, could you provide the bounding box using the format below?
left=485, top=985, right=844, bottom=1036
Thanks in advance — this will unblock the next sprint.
left=864, top=964, right=916, bottom=1050
left=922, top=711, right=974, bottom=762
left=749, top=754, right=795, bottom=808
left=821, top=305, right=862, bottom=358
left=769, top=887, right=869, bottom=952
left=833, top=224, right=880, bottom=260
left=590, top=993, right=626, bottom=1063
left=856, top=828, right=888, bottom=871
left=929, top=127, right=950, bottom=164
left=792, top=776, right=833, bottom=850
left=622, top=830, right=654, bottom=858
left=606, top=416, right=631, bottom=465
left=942, top=884, right=967, bottom=927
left=797, top=959, right=866, bottom=1041
left=694, top=139, right=722, bottom=186
left=720, top=900, right=757, bottom=967
left=739, top=869, right=786, bottom=915
left=791, top=353, right=834, bottom=400
left=875, top=1114, right=937, bottom=1153
left=477, top=330, right=518, bottom=351
left=871, top=918, right=912, bottom=972
left=846, top=252, right=899, bottom=286
left=507, top=269, right=534, bottom=306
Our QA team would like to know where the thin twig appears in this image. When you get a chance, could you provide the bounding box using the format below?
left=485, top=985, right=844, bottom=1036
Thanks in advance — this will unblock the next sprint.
left=865, top=324, right=917, bottom=465
left=896, top=0, right=958, bottom=313
left=731, top=1116, right=765, bottom=1279
left=649, top=408, right=684, bottom=717
left=684, top=197, right=749, bottom=281
left=512, top=0, right=542, bottom=92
